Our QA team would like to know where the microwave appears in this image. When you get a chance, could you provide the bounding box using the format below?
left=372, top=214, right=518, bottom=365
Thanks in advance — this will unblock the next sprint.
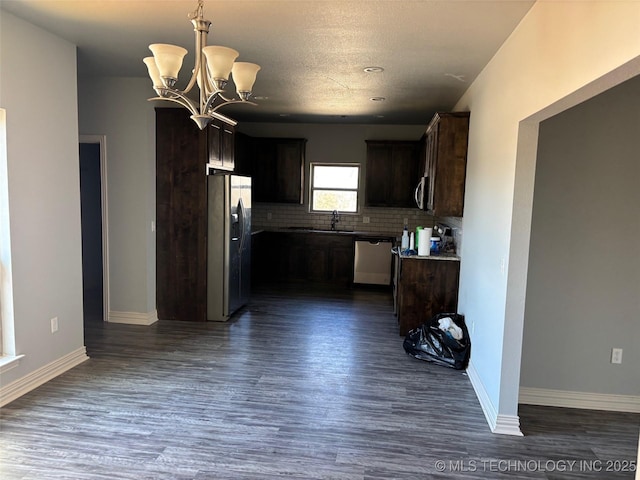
left=414, top=176, right=428, bottom=210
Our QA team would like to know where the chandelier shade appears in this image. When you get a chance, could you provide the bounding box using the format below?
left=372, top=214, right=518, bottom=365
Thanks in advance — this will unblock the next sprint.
left=148, top=44, right=188, bottom=83
left=143, top=57, right=163, bottom=89
left=232, top=62, right=261, bottom=100
left=144, top=0, right=260, bottom=129
left=202, top=46, right=239, bottom=88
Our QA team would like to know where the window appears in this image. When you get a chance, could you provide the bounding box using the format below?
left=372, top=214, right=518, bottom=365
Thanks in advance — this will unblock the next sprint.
left=0, top=107, right=18, bottom=364
left=310, top=163, right=360, bottom=213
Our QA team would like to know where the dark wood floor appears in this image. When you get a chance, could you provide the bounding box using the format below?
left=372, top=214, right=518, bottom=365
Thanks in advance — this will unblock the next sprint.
left=1, top=284, right=638, bottom=479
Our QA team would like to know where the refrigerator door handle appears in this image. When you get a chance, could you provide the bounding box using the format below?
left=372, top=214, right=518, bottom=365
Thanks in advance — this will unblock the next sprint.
left=230, top=213, right=240, bottom=241
left=237, top=197, right=246, bottom=252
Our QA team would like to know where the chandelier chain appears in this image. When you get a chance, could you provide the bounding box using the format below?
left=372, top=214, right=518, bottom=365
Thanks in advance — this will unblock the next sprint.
left=188, top=0, right=205, bottom=21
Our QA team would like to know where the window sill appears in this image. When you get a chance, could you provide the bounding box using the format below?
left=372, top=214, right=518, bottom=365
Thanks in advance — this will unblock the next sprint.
left=0, top=354, right=25, bottom=374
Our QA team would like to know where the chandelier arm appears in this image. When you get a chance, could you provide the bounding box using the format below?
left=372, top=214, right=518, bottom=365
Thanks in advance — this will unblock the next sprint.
left=183, top=28, right=206, bottom=96
left=147, top=93, right=199, bottom=118
left=203, top=91, right=250, bottom=112
left=213, top=92, right=234, bottom=103
left=201, top=59, right=213, bottom=98
left=207, top=97, right=257, bottom=113
left=203, top=92, right=231, bottom=113
left=209, top=100, right=258, bottom=112
left=167, top=90, right=200, bottom=115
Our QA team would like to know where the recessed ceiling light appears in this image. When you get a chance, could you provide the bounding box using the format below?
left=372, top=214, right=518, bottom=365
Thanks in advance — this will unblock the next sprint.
left=364, top=66, right=384, bottom=73
left=370, top=97, right=386, bottom=102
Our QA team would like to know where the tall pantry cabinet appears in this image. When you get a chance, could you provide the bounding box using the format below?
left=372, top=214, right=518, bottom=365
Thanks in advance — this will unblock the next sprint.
left=156, top=108, right=235, bottom=322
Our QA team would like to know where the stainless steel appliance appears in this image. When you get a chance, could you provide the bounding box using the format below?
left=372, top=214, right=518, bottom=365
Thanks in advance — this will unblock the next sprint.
left=207, top=174, right=251, bottom=321
left=353, top=237, right=393, bottom=285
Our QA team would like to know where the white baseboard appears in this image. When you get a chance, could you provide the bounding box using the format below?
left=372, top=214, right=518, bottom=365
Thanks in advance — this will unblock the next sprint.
left=493, top=414, right=524, bottom=436
left=108, top=310, right=158, bottom=325
left=0, top=347, right=89, bottom=407
left=519, top=387, right=640, bottom=413
left=466, top=360, right=523, bottom=436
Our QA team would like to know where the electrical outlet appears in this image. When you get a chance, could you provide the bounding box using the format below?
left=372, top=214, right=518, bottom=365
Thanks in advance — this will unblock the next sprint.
left=611, top=348, right=623, bottom=364
left=267, top=212, right=272, bottom=220
left=363, top=216, right=370, bottom=224
left=403, top=217, right=408, bottom=225
left=50, top=317, right=59, bottom=333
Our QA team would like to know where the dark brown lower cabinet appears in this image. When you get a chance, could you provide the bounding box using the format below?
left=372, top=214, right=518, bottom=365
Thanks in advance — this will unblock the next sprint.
left=395, top=255, right=460, bottom=336
left=252, top=232, right=354, bottom=286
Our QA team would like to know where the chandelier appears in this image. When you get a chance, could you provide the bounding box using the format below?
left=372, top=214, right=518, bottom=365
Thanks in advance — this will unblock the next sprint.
left=143, top=0, right=261, bottom=129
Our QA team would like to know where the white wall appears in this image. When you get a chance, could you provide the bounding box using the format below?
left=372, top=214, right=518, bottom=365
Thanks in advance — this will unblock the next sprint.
left=521, top=75, right=640, bottom=397
left=0, top=11, right=88, bottom=390
left=77, top=77, right=156, bottom=317
left=454, top=1, right=640, bottom=433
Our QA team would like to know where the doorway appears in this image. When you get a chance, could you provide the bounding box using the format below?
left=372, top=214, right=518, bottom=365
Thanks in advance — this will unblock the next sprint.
left=79, top=136, right=109, bottom=325
left=519, top=74, right=640, bottom=410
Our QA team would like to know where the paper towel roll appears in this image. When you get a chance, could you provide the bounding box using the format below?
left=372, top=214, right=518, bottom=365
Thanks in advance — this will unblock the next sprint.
left=418, top=230, right=431, bottom=256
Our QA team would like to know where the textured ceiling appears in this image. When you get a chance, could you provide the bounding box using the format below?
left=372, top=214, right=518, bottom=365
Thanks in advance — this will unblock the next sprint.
left=1, top=0, right=535, bottom=124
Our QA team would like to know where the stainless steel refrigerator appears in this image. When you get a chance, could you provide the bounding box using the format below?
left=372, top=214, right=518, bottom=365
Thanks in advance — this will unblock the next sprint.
left=207, top=174, right=251, bottom=321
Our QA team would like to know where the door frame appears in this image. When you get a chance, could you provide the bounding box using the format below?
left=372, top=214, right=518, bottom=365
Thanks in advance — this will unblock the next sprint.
left=79, top=135, right=110, bottom=323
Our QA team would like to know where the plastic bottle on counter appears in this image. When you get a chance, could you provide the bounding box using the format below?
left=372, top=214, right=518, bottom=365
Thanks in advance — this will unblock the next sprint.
left=430, top=236, right=441, bottom=255
left=401, top=225, right=409, bottom=250
left=415, top=226, right=423, bottom=246
left=409, top=232, right=415, bottom=251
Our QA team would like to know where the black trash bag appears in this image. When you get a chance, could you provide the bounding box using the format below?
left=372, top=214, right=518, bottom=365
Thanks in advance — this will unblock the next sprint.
left=403, top=313, right=471, bottom=370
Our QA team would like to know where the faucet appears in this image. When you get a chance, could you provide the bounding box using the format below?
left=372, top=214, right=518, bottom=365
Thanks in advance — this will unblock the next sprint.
left=331, top=210, right=340, bottom=231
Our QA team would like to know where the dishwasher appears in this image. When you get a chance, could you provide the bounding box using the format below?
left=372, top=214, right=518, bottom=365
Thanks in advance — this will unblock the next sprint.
left=353, top=237, right=393, bottom=285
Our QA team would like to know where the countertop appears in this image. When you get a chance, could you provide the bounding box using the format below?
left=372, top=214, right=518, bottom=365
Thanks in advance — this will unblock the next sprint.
left=253, top=228, right=460, bottom=260
left=393, top=247, right=460, bottom=262
left=255, top=227, right=397, bottom=239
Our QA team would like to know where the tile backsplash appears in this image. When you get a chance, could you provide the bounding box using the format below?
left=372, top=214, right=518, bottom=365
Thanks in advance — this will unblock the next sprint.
left=253, top=202, right=434, bottom=239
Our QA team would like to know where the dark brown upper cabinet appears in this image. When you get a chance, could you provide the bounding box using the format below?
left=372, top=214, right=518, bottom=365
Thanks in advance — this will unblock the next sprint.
left=233, top=132, right=253, bottom=176
left=206, top=118, right=235, bottom=173
left=365, top=140, right=420, bottom=208
left=421, top=112, right=470, bottom=217
left=249, top=137, right=306, bottom=204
